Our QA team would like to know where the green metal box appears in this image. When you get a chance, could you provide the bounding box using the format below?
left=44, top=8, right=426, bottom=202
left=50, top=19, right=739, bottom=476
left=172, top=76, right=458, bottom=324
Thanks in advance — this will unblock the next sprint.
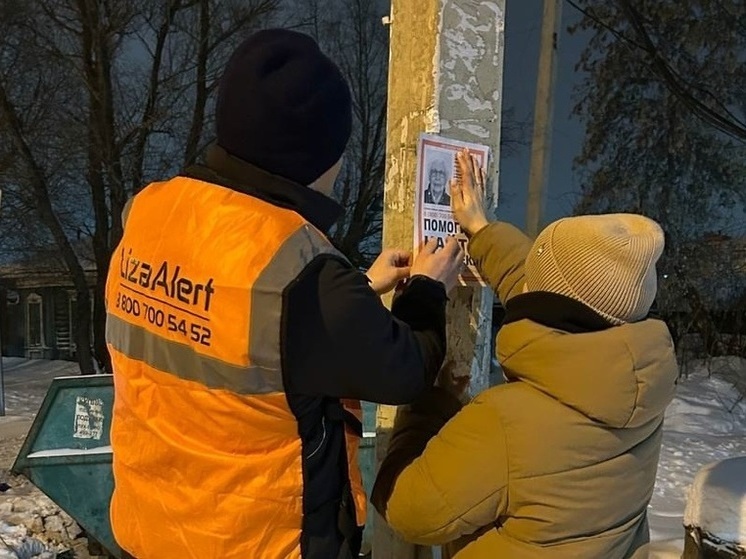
left=12, top=374, right=122, bottom=557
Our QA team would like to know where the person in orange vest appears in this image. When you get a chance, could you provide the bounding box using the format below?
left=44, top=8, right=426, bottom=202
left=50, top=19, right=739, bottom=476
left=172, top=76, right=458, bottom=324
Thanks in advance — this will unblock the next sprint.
left=105, top=29, right=464, bottom=559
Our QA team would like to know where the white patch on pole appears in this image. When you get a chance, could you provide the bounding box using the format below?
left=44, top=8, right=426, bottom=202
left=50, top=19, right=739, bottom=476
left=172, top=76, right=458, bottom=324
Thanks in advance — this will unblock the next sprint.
left=73, top=396, right=105, bottom=440
left=439, top=0, right=505, bottom=213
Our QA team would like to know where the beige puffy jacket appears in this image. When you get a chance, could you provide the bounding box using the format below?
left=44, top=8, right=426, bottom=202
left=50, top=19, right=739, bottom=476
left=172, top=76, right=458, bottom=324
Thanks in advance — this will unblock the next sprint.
left=372, top=222, right=678, bottom=558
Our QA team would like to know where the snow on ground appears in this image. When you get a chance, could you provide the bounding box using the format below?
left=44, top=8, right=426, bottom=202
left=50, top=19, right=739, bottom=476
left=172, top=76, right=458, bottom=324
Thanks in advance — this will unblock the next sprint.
left=1, top=358, right=79, bottom=419
left=648, top=356, right=746, bottom=558
left=0, top=359, right=91, bottom=558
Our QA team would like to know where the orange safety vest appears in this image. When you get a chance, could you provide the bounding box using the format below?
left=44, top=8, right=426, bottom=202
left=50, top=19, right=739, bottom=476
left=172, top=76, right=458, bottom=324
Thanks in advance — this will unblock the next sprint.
left=106, top=176, right=366, bottom=559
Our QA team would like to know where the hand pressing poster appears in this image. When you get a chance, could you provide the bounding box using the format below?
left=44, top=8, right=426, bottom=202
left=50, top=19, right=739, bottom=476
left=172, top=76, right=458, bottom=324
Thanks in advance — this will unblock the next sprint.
left=414, top=133, right=490, bottom=286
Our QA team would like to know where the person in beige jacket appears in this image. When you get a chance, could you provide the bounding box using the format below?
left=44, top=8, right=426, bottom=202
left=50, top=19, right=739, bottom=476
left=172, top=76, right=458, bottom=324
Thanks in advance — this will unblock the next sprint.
left=371, top=150, right=679, bottom=558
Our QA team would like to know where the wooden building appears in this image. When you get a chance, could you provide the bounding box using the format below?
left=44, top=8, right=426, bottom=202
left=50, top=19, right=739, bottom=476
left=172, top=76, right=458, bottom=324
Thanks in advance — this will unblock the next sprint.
left=0, top=248, right=95, bottom=361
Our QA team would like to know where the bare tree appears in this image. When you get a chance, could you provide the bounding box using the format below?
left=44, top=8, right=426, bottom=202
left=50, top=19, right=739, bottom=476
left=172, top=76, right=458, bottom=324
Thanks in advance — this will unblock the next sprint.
left=289, top=0, right=389, bottom=266
left=0, top=0, right=280, bottom=373
left=0, top=0, right=526, bottom=373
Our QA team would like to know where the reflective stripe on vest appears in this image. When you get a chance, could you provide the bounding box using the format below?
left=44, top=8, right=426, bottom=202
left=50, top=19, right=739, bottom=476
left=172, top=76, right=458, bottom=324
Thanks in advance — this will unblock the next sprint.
left=107, top=221, right=331, bottom=394
left=107, top=176, right=365, bottom=559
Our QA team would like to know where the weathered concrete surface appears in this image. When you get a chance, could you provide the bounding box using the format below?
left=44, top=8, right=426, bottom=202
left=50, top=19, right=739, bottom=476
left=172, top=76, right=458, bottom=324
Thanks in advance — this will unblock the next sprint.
left=375, top=1, right=506, bottom=557
left=437, top=1, right=504, bottom=397
left=378, top=0, right=505, bottom=421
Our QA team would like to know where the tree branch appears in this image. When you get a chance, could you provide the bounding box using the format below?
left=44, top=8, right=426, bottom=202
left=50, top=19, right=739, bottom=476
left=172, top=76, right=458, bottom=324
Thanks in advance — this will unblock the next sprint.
left=132, top=0, right=187, bottom=193
left=183, top=0, right=210, bottom=166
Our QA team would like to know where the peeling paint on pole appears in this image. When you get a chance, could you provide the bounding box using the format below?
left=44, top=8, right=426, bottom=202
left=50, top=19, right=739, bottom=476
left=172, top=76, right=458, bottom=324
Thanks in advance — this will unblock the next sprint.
left=437, top=0, right=505, bottom=399
left=439, top=0, right=505, bottom=213
left=375, top=1, right=506, bottom=556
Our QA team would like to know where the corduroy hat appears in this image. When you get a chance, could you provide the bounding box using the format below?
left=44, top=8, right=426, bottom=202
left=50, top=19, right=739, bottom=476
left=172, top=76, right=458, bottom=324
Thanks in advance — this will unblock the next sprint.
left=215, top=29, right=352, bottom=186
left=524, top=214, right=665, bottom=325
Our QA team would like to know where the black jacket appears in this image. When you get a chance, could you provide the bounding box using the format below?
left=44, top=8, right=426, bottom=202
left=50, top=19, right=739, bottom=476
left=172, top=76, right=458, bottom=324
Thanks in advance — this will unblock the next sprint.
left=182, top=145, right=447, bottom=559
left=424, top=185, right=451, bottom=207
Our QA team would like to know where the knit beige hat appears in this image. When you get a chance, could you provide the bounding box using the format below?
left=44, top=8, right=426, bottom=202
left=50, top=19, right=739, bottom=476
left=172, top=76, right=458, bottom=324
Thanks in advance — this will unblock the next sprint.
left=524, top=214, right=665, bottom=325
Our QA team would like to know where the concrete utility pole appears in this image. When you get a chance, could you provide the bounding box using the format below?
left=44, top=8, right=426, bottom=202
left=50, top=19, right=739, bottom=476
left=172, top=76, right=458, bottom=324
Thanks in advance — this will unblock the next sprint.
left=374, top=1, right=506, bottom=557
left=526, top=0, right=562, bottom=238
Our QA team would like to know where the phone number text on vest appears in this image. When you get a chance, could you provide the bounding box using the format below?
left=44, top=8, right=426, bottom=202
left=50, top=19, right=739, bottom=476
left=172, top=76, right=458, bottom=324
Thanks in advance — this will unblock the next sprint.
left=115, top=292, right=212, bottom=347
left=116, top=247, right=215, bottom=347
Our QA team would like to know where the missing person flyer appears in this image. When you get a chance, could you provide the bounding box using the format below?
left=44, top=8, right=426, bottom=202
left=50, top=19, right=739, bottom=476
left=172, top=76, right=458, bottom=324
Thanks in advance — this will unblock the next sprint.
left=414, top=133, right=490, bottom=286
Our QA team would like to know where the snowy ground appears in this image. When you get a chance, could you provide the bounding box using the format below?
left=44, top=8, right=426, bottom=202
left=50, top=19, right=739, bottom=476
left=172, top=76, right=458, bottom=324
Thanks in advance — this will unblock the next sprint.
left=0, top=357, right=744, bottom=558
left=0, top=359, right=90, bottom=558
left=1, top=358, right=79, bottom=419
left=648, top=356, right=746, bottom=558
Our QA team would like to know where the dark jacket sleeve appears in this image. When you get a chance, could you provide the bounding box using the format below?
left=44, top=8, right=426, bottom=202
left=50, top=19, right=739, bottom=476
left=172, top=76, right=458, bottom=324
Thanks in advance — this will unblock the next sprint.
left=282, top=255, right=447, bottom=404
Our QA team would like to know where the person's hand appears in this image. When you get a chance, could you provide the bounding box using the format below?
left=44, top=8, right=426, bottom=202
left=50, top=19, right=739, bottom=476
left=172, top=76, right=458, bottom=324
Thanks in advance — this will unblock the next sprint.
left=451, top=149, right=489, bottom=237
left=435, top=361, right=471, bottom=404
left=410, top=236, right=464, bottom=292
left=366, top=248, right=412, bottom=295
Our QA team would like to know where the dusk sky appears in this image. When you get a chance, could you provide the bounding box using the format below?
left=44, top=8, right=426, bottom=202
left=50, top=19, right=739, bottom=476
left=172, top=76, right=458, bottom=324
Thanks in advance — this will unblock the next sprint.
left=498, top=2, right=590, bottom=229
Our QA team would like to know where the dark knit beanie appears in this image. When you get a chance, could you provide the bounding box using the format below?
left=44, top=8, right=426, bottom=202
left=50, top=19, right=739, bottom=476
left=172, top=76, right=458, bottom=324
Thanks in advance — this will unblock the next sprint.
left=215, top=29, right=352, bottom=186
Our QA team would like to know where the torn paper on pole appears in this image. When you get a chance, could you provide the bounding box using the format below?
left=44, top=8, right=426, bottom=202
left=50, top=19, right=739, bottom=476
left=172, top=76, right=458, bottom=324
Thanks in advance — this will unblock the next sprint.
left=414, top=133, right=490, bottom=286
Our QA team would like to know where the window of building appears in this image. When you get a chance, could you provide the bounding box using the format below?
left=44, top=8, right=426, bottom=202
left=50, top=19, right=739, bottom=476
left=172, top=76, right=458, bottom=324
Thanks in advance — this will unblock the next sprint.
left=27, top=294, right=43, bottom=348
left=68, top=292, right=77, bottom=349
